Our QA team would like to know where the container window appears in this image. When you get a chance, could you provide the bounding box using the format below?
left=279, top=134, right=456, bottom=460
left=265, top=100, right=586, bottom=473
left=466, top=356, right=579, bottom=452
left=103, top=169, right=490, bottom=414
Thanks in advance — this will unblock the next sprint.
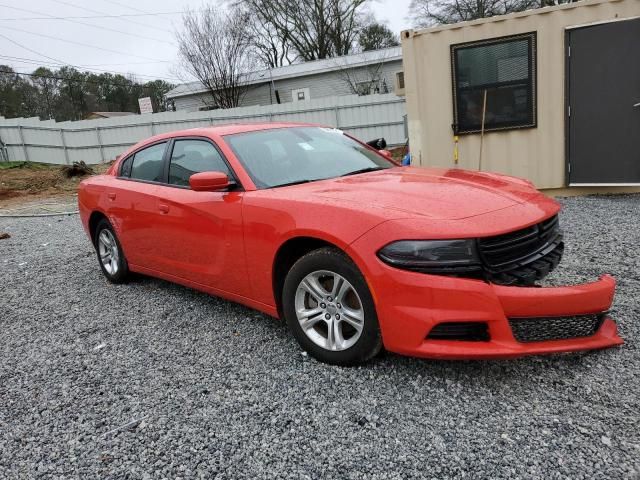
left=451, top=32, right=536, bottom=134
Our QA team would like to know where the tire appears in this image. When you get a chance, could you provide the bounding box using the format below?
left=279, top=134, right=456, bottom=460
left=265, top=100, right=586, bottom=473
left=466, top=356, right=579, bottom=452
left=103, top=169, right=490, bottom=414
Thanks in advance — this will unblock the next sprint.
left=282, top=247, right=382, bottom=366
left=94, top=218, right=129, bottom=284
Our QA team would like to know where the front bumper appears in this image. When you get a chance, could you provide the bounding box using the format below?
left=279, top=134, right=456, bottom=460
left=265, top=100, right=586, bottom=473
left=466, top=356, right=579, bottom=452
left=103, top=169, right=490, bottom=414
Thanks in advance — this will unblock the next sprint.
left=369, top=266, right=623, bottom=360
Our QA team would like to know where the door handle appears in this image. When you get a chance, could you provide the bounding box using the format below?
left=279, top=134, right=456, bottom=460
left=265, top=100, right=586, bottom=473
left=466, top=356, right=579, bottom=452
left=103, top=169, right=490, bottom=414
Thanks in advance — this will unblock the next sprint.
left=107, top=193, right=116, bottom=200
left=158, top=203, right=170, bottom=214
left=634, top=102, right=640, bottom=108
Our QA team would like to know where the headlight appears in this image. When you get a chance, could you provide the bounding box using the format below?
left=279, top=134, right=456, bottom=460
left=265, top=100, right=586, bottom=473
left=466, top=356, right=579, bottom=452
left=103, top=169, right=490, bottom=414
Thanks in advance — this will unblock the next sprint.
left=377, top=239, right=482, bottom=274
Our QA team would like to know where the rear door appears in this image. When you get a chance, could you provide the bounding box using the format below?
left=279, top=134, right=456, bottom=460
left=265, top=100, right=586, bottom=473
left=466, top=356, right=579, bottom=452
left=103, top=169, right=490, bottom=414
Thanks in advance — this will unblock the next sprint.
left=567, top=18, right=640, bottom=184
left=107, top=141, right=168, bottom=268
left=152, top=138, right=250, bottom=297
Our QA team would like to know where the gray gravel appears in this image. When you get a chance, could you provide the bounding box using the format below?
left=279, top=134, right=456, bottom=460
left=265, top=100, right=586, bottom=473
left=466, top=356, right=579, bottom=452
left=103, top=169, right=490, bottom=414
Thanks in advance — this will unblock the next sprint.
left=1, top=194, right=639, bottom=479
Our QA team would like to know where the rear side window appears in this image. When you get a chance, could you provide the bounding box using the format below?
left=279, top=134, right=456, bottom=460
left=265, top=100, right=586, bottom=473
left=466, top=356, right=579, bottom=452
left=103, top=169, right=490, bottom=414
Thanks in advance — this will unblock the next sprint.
left=119, top=155, right=133, bottom=177
left=168, top=139, right=231, bottom=187
left=130, top=142, right=167, bottom=182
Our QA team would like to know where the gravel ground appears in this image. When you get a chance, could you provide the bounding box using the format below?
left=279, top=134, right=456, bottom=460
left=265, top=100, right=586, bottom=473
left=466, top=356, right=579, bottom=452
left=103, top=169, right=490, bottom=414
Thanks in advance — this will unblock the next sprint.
left=1, top=194, right=639, bottom=479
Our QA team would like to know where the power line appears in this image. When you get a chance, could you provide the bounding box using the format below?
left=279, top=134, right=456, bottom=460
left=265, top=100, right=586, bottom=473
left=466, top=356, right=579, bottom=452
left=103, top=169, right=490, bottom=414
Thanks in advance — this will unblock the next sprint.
left=101, top=0, right=173, bottom=19
left=48, top=0, right=172, bottom=34
left=0, top=55, right=167, bottom=67
left=2, top=25, right=172, bottom=63
left=0, top=12, right=186, bottom=21
left=0, top=33, right=70, bottom=66
left=0, top=55, right=180, bottom=83
left=0, top=3, right=175, bottom=46
left=100, top=0, right=178, bottom=31
left=0, top=34, right=182, bottom=83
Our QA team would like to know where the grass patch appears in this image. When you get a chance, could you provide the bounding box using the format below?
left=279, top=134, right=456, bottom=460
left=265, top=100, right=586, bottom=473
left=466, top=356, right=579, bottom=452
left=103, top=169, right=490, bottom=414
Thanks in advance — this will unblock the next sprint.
left=0, top=161, right=54, bottom=170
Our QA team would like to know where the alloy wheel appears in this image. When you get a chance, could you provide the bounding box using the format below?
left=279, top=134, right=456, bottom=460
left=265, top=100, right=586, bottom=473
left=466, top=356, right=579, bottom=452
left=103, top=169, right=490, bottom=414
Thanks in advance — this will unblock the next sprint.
left=98, top=229, right=119, bottom=275
left=294, top=270, right=365, bottom=351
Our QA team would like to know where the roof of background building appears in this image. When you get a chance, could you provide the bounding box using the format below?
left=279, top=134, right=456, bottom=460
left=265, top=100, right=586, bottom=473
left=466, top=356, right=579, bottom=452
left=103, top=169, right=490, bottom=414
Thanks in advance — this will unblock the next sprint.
left=167, top=46, right=403, bottom=99
left=87, top=112, right=137, bottom=118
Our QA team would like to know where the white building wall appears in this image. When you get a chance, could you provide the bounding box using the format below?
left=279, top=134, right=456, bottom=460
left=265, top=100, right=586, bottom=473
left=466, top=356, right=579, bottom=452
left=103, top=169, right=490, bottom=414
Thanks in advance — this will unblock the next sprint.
left=171, top=60, right=404, bottom=112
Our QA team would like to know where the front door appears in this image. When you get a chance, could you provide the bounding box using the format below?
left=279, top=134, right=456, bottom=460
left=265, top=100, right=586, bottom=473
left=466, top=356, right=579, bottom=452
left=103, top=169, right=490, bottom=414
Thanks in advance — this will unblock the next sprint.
left=152, top=138, right=250, bottom=297
left=567, top=18, right=640, bottom=185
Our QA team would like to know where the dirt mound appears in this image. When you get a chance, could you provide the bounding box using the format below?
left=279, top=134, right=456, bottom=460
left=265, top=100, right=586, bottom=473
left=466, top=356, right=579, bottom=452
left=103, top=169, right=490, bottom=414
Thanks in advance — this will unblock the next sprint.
left=0, top=162, right=109, bottom=207
left=0, top=188, right=20, bottom=200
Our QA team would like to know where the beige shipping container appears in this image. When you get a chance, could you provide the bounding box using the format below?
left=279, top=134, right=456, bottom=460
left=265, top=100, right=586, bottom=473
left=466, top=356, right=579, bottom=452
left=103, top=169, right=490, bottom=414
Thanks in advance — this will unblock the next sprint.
left=401, top=0, right=640, bottom=191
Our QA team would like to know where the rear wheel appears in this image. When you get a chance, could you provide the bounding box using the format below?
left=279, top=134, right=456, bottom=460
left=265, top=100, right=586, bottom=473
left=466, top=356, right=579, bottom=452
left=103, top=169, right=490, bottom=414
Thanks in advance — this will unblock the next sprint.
left=282, top=248, right=382, bottom=366
left=94, top=218, right=129, bottom=283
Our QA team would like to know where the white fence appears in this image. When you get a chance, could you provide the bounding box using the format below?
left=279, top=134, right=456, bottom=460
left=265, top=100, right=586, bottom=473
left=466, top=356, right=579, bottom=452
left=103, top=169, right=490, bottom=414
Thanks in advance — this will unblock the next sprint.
left=0, top=94, right=407, bottom=165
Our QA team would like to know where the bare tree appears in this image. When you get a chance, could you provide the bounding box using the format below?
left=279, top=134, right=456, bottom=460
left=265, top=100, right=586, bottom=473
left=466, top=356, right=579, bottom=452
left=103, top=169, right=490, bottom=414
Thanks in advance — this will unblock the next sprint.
left=230, top=1, right=296, bottom=68
left=237, top=0, right=371, bottom=62
left=248, top=20, right=295, bottom=68
left=329, top=0, right=367, bottom=56
left=176, top=6, right=256, bottom=109
left=409, top=0, right=582, bottom=26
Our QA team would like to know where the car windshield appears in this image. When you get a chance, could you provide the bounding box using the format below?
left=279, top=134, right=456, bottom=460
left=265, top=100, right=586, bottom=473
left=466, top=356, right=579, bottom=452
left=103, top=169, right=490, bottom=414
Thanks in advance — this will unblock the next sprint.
left=224, top=126, right=394, bottom=189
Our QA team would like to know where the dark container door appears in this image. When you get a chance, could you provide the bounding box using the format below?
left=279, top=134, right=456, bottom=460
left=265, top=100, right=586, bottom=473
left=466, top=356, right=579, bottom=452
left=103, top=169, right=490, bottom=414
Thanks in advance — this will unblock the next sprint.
left=567, top=18, right=640, bottom=185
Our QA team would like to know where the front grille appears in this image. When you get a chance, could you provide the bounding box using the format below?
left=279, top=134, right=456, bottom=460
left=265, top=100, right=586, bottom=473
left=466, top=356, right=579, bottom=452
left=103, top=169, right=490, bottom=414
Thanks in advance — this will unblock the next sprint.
left=427, top=322, right=490, bottom=341
left=478, top=214, right=563, bottom=286
left=479, top=215, right=562, bottom=270
left=487, top=242, right=564, bottom=286
left=509, top=314, right=605, bottom=343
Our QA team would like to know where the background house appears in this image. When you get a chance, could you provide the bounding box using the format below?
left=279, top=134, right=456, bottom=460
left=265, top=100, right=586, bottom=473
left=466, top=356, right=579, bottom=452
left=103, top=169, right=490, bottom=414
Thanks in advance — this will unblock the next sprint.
left=85, top=112, right=137, bottom=120
left=166, top=47, right=403, bottom=111
left=401, top=0, right=640, bottom=191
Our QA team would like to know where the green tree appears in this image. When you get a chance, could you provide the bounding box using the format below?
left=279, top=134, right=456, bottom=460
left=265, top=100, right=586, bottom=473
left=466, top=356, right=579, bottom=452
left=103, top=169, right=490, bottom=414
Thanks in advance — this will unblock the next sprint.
left=142, top=80, right=174, bottom=113
left=0, top=66, right=38, bottom=118
left=358, top=22, right=400, bottom=51
left=0, top=65, right=174, bottom=120
left=31, top=67, right=59, bottom=120
left=56, top=67, right=89, bottom=121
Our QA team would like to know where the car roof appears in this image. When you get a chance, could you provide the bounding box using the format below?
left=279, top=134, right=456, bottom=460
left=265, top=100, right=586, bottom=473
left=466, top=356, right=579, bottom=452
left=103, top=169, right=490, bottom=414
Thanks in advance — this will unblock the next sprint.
left=200, top=122, right=320, bottom=136
left=145, top=122, right=321, bottom=143
left=115, top=122, right=329, bottom=167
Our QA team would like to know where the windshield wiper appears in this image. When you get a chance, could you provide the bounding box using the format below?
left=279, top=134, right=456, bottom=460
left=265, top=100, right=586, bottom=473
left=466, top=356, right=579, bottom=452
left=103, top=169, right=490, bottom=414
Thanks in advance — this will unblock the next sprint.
left=272, top=179, right=314, bottom=188
left=340, top=167, right=384, bottom=177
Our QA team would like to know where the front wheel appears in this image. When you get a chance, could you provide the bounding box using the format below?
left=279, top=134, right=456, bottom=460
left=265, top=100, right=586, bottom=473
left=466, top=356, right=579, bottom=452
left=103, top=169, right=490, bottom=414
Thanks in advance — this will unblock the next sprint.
left=282, top=248, right=382, bottom=366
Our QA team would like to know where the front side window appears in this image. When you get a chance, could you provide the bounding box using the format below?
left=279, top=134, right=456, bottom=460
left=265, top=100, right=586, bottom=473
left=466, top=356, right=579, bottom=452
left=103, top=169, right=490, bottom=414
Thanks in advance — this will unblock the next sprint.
left=130, top=142, right=167, bottom=182
left=451, top=32, right=537, bottom=134
left=168, top=139, right=231, bottom=187
left=225, top=127, right=393, bottom=189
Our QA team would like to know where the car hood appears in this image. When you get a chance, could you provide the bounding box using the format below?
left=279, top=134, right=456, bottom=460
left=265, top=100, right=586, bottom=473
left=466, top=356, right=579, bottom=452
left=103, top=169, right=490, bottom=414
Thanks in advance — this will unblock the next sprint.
left=287, top=167, right=541, bottom=220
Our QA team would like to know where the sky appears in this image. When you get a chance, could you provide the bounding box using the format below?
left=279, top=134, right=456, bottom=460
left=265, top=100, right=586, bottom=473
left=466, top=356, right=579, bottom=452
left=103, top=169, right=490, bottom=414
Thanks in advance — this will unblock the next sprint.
left=0, top=0, right=413, bottom=85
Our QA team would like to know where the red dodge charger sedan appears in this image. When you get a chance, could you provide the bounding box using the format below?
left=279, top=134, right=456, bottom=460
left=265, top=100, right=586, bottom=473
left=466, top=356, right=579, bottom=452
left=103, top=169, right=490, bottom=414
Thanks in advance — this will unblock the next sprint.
left=78, top=123, right=623, bottom=365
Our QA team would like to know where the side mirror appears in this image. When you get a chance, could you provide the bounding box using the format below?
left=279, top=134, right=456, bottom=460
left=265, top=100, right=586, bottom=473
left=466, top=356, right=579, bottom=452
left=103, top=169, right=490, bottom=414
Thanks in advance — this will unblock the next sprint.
left=366, top=138, right=387, bottom=150
left=189, top=171, right=232, bottom=192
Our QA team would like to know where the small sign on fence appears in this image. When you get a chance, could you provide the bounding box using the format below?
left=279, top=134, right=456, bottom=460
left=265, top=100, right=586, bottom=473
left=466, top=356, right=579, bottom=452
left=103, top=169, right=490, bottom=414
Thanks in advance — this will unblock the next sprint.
left=138, top=97, right=153, bottom=115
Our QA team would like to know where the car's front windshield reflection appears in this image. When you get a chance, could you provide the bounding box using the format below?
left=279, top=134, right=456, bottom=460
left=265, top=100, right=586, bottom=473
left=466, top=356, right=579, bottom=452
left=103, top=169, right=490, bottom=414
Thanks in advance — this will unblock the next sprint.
left=224, top=127, right=393, bottom=189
